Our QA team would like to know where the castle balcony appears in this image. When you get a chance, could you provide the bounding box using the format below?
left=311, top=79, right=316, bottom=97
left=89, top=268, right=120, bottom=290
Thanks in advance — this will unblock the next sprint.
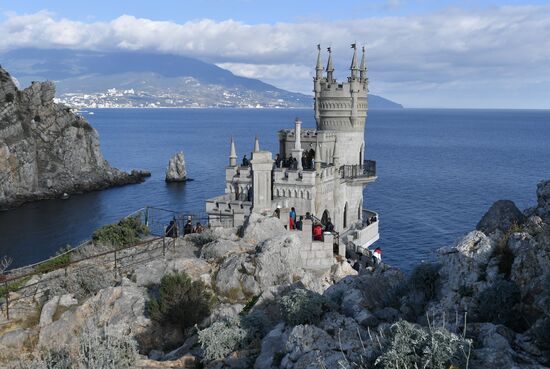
left=340, top=160, right=377, bottom=184
left=341, top=209, right=379, bottom=254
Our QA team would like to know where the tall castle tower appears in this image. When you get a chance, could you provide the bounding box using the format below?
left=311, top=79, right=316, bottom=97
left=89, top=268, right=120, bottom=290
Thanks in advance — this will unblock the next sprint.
left=314, top=44, right=368, bottom=166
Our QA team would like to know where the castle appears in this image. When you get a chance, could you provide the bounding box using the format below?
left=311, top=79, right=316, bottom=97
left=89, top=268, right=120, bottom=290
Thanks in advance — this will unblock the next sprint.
left=206, top=45, right=379, bottom=265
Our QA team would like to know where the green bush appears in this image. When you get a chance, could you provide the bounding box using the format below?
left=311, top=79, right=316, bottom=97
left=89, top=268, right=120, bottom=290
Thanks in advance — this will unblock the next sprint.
left=375, top=320, right=471, bottom=369
left=0, top=277, right=30, bottom=299
left=409, top=262, right=441, bottom=300
left=92, top=217, right=149, bottom=249
left=146, top=272, right=213, bottom=333
left=198, top=318, right=247, bottom=361
left=280, top=288, right=327, bottom=326
left=240, top=309, right=271, bottom=339
left=478, top=280, right=521, bottom=327
left=36, top=247, right=73, bottom=274
left=186, top=230, right=218, bottom=247
left=18, top=326, right=137, bottom=369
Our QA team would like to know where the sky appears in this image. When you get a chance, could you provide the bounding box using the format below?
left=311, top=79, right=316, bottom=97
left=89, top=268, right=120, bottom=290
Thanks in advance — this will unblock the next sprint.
left=1, top=0, right=550, bottom=108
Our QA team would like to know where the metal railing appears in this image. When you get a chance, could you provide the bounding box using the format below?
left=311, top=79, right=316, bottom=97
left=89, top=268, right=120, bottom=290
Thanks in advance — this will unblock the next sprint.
left=340, top=160, right=376, bottom=180
left=0, top=206, right=214, bottom=322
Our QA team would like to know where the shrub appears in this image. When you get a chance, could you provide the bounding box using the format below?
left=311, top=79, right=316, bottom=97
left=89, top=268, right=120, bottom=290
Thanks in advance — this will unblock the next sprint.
left=48, top=263, right=112, bottom=300
left=198, top=318, right=247, bottom=361
left=17, top=326, right=137, bottom=369
left=240, top=294, right=261, bottom=315
left=36, top=247, right=73, bottom=274
left=0, top=277, right=30, bottom=299
left=146, top=272, right=213, bottom=333
left=5, top=92, right=14, bottom=102
left=409, top=262, right=441, bottom=300
left=240, top=309, right=272, bottom=339
left=375, top=320, right=471, bottom=369
left=478, top=280, right=521, bottom=328
left=280, top=288, right=326, bottom=326
left=76, top=326, right=137, bottom=369
left=92, top=216, right=149, bottom=249
left=186, top=230, right=218, bottom=247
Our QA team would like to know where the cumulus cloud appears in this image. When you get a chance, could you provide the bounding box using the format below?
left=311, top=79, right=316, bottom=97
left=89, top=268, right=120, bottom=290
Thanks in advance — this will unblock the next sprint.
left=1, top=5, right=550, bottom=107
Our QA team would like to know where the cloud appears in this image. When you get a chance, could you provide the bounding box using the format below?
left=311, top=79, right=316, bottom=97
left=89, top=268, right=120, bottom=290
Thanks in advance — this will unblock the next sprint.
left=1, top=6, right=550, bottom=107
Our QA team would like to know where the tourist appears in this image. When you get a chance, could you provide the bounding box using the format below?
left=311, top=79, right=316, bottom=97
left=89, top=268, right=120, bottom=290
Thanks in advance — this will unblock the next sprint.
left=296, top=216, right=303, bottom=230
left=275, top=154, right=282, bottom=168
left=273, top=206, right=281, bottom=219
left=301, top=152, right=308, bottom=169
left=292, top=157, right=298, bottom=170
left=194, top=222, right=204, bottom=233
left=289, top=207, right=296, bottom=226
left=165, top=217, right=178, bottom=238
left=184, top=219, right=193, bottom=235
left=312, top=222, right=323, bottom=241
left=241, top=154, right=249, bottom=167
left=324, top=217, right=334, bottom=233
left=287, top=154, right=294, bottom=169
left=373, top=247, right=382, bottom=265
left=305, top=212, right=312, bottom=220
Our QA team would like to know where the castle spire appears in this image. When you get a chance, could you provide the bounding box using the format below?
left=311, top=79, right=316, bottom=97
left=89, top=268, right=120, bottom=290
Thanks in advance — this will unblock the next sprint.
left=254, top=136, right=260, bottom=153
left=229, top=137, right=237, bottom=167
left=360, top=45, right=367, bottom=82
left=326, top=47, right=334, bottom=83
left=350, top=43, right=359, bottom=80
left=315, top=44, right=323, bottom=80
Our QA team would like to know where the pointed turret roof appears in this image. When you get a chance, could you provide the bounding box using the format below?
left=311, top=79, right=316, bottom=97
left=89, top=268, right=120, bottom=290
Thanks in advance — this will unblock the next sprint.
left=350, top=43, right=358, bottom=71
left=326, top=47, right=334, bottom=81
left=316, top=44, right=323, bottom=72
left=360, top=45, right=367, bottom=72
left=229, top=137, right=237, bottom=159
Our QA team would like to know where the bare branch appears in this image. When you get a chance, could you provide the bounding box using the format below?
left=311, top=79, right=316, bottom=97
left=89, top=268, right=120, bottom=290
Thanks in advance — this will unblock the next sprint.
left=0, top=255, right=13, bottom=274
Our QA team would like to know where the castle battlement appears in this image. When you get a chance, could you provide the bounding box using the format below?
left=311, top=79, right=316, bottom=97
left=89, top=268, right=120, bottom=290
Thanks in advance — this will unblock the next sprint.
left=206, top=45, right=379, bottom=260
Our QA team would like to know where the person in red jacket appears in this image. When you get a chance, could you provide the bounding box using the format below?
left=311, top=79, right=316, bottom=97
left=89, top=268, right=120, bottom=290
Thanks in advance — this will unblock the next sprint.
left=312, top=223, right=323, bottom=241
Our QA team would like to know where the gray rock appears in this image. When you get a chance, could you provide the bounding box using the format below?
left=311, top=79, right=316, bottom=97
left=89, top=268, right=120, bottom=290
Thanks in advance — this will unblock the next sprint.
left=536, top=180, right=550, bottom=222
left=255, top=323, right=287, bottom=369
left=374, top=307, right=400, bottom=322
left=476, top=200, right=525, bottom=235
left=58, top=294, right=78, bottom=307
left=39, top=296, right=60, bottom=327
left=0, top=67, right=149, bottom=210
left=201, top=239, right=254, bottom=260
left=241, top=213, right=287, bottom=245
left=165, top=151, right=187, bottom=182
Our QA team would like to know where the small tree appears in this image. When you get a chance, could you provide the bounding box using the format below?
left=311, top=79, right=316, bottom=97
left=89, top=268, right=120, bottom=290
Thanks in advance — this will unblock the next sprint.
left=280, top=288, right=327, bottom=326
left=147, top=272, right=213, bottom=333
left=1, top=255, right=13, bottom=275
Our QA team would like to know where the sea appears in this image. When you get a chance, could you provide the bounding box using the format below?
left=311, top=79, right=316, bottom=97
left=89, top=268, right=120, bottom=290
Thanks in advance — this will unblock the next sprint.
left=1, top=108, right=549, bottom=271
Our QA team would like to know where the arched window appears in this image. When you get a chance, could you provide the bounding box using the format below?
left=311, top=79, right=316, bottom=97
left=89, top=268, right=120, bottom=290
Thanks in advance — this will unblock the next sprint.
left=343, top=203, right=348, bottom=229
left=321, top=210, right=330, bottom=226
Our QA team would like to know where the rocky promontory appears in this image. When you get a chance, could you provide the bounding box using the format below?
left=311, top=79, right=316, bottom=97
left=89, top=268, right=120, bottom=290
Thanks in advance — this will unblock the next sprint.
left=1, top=180, right=549, bottom=369
left=0, top=67, right=149, bottom=210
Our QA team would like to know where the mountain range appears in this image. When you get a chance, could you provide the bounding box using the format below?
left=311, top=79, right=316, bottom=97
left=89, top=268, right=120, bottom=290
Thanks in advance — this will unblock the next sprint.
left=0, top=49, right=402, bottom=109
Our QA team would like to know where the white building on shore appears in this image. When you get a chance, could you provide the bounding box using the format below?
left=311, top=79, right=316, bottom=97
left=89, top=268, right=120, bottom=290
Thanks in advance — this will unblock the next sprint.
left=206, top=45, right=379, bottom=261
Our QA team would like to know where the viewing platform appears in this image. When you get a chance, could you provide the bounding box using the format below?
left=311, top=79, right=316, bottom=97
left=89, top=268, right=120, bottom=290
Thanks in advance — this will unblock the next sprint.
left=340, top=160, right=377, bottom=184
left=341, top=209, right=380, bottom=254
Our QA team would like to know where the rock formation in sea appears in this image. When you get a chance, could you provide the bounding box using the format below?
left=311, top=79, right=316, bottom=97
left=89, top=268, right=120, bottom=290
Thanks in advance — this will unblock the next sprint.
left=1, top=180, right=549, bottom=369
left=0, top=67, right=150, bottom=210
left=165, top=152, right=187, bottom=182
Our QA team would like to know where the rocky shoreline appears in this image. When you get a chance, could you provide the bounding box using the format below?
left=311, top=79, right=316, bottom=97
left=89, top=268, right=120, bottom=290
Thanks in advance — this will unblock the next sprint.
left=0, top=66, right=150, bottom=211
left=0, top=179, right=548, bottom=368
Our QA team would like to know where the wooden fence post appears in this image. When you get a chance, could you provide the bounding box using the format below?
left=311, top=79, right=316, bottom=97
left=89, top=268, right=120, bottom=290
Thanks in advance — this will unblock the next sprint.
left=4, top=281, right=9, bottom=320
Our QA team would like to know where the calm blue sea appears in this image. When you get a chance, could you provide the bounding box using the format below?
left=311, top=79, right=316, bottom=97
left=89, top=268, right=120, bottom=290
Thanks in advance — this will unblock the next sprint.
left=1, top=108, right=548, bottom=270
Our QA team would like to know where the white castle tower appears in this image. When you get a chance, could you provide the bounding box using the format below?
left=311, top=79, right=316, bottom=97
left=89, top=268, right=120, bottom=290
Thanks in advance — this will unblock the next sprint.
left=206, top=45, right=379, bottom=266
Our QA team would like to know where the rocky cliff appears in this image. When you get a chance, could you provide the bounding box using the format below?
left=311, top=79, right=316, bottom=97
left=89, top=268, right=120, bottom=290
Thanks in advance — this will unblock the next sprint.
left=1, top=181, right=549, bottom=369
left=0, top=67, right=149, bottom=210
